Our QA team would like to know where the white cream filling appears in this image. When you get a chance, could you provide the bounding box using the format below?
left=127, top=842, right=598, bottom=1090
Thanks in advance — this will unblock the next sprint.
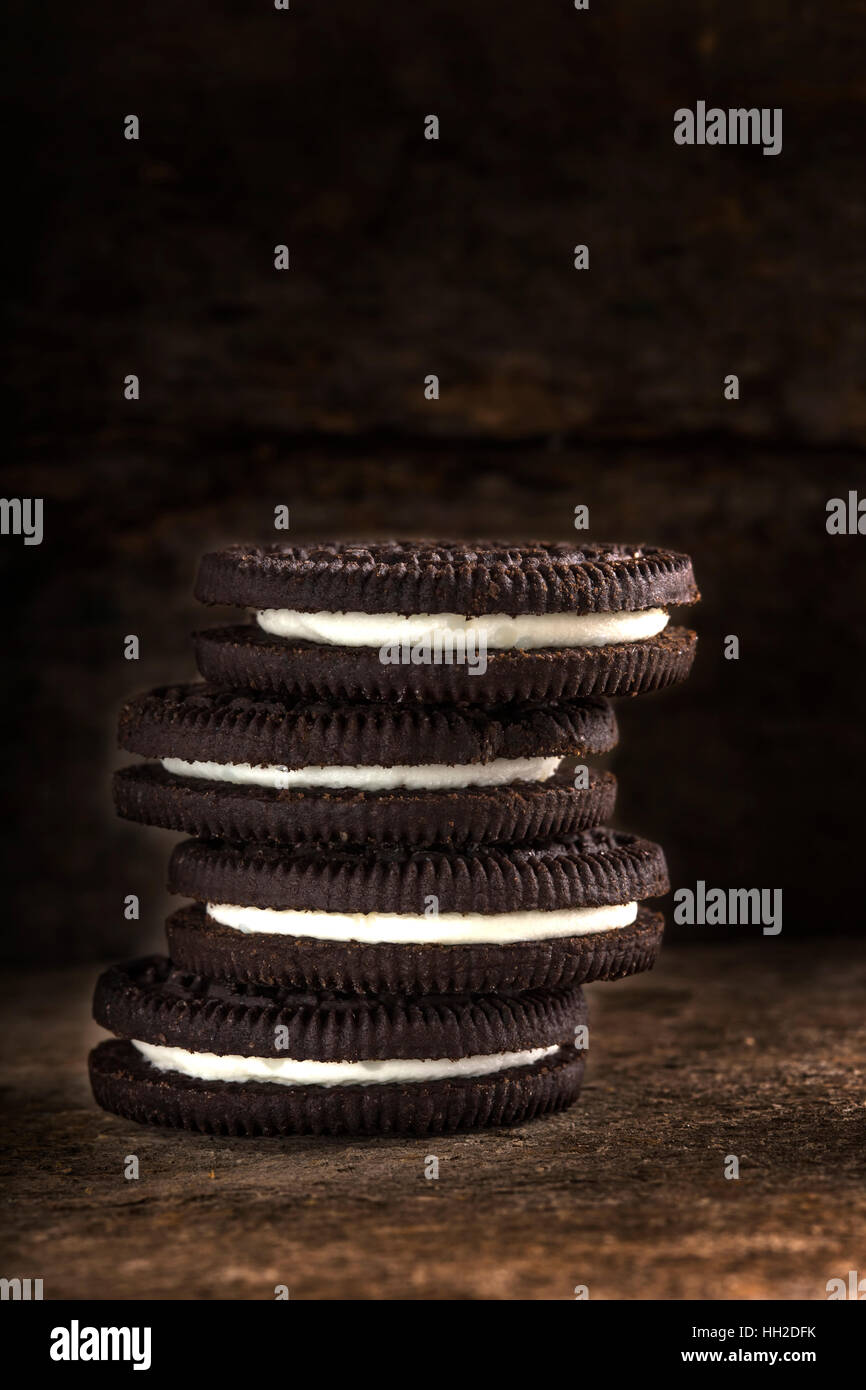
left=161, top=755, right=561, bottom=791
left=255, top=607, right=669, bottom=650
left=207, top=900, right=638, bottom=945
left=133, top=1039, right=559, bottom=1086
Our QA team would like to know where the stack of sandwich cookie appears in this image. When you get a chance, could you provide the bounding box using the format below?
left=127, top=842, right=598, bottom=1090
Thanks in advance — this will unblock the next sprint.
left=90, top=959, right=587, bottom=1136
left=193, top=542, right=698, bottom=703
left=91, top=539, right=698, bottom=1136
left=112, top=685, right=618, bottom=847
left=164, top=831, right=668, bottom=993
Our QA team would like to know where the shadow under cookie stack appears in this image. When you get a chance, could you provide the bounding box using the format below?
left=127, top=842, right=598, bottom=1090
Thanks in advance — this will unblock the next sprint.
left=90, top=542, right=699, bottom=1136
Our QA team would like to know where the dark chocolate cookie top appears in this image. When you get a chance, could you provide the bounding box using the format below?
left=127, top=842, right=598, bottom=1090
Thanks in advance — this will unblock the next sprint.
left=93, top=955, right=586, bottom=1060
left=168, top=827, right=669, bottom=914
left=118, top=683, right=617, bottom=766
left=195, top=541, right=699, bottom=616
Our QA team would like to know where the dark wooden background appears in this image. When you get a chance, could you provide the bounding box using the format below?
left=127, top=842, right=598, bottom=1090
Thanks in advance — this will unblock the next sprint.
left=4, top=1, right=865, bottom=962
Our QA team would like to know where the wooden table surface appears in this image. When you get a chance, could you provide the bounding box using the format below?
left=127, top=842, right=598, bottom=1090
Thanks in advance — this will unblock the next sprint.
left=2, top=939, right=864, bottom=1301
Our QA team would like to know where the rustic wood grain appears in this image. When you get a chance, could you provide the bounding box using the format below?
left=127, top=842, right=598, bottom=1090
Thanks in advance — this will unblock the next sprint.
left=3, top=939, right=863, bottom=1300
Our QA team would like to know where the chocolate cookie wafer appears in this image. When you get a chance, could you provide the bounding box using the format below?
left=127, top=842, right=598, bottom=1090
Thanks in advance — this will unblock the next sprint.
left=193, top=541, right=699, bottom=703
left=89, top=957, right=587, bottom=1136
left=114, top=684, right=618, bottom=847
left=165, top=829, right=669, bottom=993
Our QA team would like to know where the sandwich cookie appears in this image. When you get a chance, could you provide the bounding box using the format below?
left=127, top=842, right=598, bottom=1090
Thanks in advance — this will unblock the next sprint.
left=114, top=684, right=618, bottom=847
left=193, top=541, right=699, bottom=703
left=89, top=957, right=587, bottom=1135
left=165, top=828, right=669, bottom=994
